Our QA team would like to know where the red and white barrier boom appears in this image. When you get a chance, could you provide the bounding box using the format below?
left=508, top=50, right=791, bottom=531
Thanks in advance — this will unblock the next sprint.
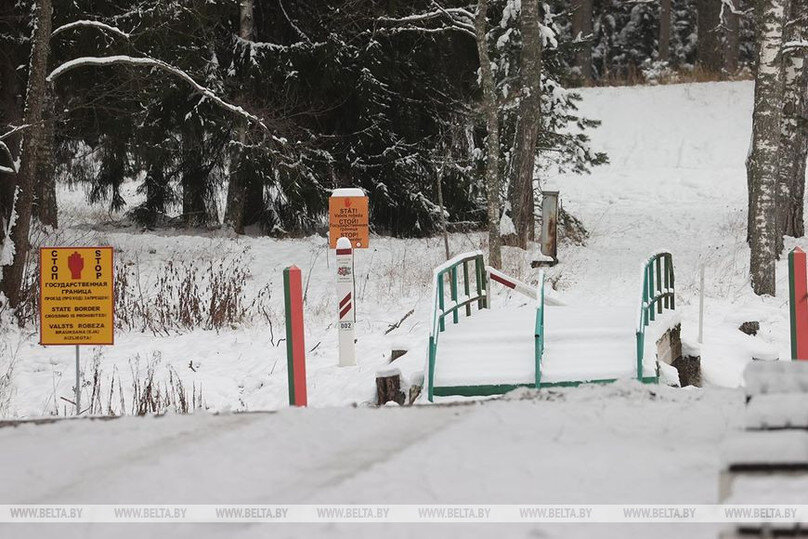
left=485, top=266, right=539, bottom=302
left=336, top=237, right=357, bottom=366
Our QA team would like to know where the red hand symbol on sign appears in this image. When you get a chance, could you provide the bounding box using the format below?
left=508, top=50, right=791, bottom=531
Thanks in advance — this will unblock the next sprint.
left=344, top=198, right=351, bottom=207
left=68, top=251, right=84, bottom=280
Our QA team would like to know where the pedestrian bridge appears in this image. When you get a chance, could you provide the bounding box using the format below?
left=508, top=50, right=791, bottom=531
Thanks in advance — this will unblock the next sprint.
left=425, top=251, right=677, bottom=400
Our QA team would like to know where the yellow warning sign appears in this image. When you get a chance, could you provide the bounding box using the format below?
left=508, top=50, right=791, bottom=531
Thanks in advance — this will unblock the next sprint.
left=39, top=247, right=114, bottom=346
left=329, top=194, right=369, bottom=249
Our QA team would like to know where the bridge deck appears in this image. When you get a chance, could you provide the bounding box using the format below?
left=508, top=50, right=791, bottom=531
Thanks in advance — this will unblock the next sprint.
left=434, top=304, right=654, bottom=390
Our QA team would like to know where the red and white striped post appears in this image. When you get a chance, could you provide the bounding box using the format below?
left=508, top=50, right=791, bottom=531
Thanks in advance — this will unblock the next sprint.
left=336, top=237, right=357, bottom=366
left=789, top=247, right=808, bottom=360
left=283, top=265, right=308, bottom=406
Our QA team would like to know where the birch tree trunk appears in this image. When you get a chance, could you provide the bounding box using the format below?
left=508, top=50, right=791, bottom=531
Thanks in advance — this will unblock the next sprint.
left=1, top=0, right=52, bottom=308
left=776, top=0, right=808, bottom=253
left=748, top=0, right=790, bottom=295
left=0, top=33, right=22, bottom=255
left=659, top=0, right=672, bottom=63
left=508, top=0, right=542, bottom=249
left=571, top=0, right=592, bottom=85
left=224, top=0, right=254, bottom=233
left=475, top=0, right=502, bottom=268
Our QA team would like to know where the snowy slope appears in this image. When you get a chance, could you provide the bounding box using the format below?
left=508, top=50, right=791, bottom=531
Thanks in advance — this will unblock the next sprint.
left=0, top=80, right=798, bottom=418
left=547, top=81, right=788, bottom=387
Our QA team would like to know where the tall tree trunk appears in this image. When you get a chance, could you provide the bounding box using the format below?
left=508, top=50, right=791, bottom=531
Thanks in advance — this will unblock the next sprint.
left=475, top=0, right=502, bottom=268
left=182, top=120, right=218, bottom=227
left=181, top=135, right=218, bottom=229
left=243, top=172, right=264, bottom=228
left=224, top=0, right=255, bottom=234
left=0, top=15, right=24, bottom=249
left=35, top=93, right=57, bottom=228
left=659, top=0, right=672, bottom=63
left=697, top=0, right=723, bottom=72
left=748, top=0, right=790, bottom=296
left=141, top=161, right=168, bottom=228
left=509, top=0, right=543, bottom=249
left=724, top=0, right=741, bottom=73
left=1, top=0, right=52, bottom=309
left=777, top=0, right=808, bottom=253
left=182, top=161, right=217, bottom=228
left=571, top=0, right=593, bottom=85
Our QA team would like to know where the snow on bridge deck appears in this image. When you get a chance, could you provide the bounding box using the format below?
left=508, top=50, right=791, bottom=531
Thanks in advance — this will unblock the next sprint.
left=434, top=303, right=663, bottom=389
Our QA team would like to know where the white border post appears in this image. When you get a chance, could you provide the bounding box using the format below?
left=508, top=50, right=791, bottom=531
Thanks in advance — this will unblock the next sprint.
left=336, top=237, right=357, bottom=366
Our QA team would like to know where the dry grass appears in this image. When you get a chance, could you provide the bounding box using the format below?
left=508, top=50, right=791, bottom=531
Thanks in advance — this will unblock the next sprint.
left=580, top=65, right=753, bottom=88
left=69, top=351, right=205, bottom=417
left=114, top=254, right=273, bottom=334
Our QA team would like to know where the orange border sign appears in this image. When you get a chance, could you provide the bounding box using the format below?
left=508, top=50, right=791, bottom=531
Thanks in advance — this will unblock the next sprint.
left=39, top=247, right=114, bottom=345
left=329, top=194, right=369, bottom=248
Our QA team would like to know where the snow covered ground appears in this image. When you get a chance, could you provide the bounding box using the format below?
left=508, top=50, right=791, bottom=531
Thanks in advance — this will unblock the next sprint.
left=0, top=383, right=746, bottom=538
left=2, top=80, right=794, bottom=418
left=2, top=78, right=806, bottom=537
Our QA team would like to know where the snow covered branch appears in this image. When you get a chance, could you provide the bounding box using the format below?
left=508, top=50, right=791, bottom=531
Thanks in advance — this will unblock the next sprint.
left=0, top=124, right=31, bottom=142
left=378, top=25, right=475, bottom=39
left=47, top=55, right=281, bottom=140
left=51, top=20, right=130, bottom=40
left=0, top=141, right=15, bottom=175
left=783, top=40, right=808, bottom=53
left=720, top=0, right=749, bottom=16
left=377, top=2, right=476, bottom=39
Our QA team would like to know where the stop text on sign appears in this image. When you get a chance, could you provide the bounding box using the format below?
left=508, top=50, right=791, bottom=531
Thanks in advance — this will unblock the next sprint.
left=329, top=189, right=369, bottom=249
left=39, top=247, right=114, bottom=346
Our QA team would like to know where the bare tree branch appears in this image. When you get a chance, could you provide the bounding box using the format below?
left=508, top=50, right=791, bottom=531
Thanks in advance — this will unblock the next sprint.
left=277, top=0, right=312, bottom=44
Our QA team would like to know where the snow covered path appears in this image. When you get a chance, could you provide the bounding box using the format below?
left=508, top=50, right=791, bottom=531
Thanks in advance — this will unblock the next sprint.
left=433, top=304, right=651, bottom=389
left=0, top=383, right=745, bottom=538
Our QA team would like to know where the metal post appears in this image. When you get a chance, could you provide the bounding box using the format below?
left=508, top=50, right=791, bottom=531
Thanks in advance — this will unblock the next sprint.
left=789, top=247, right=808, bottom=360
left=75, top=345, right=81, bottom=415
left=283, top=265, right=308, bottom=406
left=540, top=191, right=559, bottom=261
left=435, top=156, right=450, bottom=261
left=698, top=265, right=705, bottom=344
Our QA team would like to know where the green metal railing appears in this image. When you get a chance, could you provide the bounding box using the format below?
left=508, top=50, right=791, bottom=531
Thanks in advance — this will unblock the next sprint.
left=636, top=251, right=675, bottom=382
left=534, top=270, right=546, bottom=388
left=427, top=251, right=488, bottom=401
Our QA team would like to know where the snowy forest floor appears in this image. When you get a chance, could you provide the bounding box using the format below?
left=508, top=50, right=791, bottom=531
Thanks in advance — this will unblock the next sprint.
left=0, top=80, right=789, bottom=417
left=0, top=78, right=801, bottom=538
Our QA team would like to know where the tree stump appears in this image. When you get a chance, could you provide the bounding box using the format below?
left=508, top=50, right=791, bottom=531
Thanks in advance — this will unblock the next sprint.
left=739, top=321, right=760, bottom=336
left=376, top=368, right=405, bottom=406
left=672, top=355, right=702, bottom=387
